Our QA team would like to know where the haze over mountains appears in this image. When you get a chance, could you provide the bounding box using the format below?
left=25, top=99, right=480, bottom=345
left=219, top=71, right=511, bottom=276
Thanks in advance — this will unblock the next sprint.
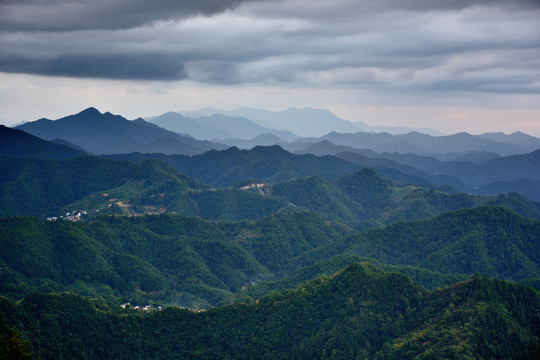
left=8, top=106, right=540, bottom=202
left=3, top=106, right=540, bottom=359
left=179, top=107, right=444, bottom=137
left=16, top=107, right=226, bottom=155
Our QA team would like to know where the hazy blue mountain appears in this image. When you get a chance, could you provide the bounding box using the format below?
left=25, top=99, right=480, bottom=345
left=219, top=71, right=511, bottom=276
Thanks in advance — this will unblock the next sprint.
left=181, top=106, right=443, bottom=136
left=294, top=139, right=359, bottom=156
left=436, top=148, right=540, bottom=188
left=148, top=111, right=233, bottom=139
left=197, top=114, right=298, bottom=141
left=300, top=130, right=537, bottom=156
left=49, top=138, right=89, bottom=153
left=314, top=131, right=421, bottom=153
left=476, top=178, right=540, bottom=202
left=15, top=107, right=225, bottom=155
left=183, top=107, right=361, bottom=137
left=477, top=131, right=540, bottom=151
left=400, top=131, right=534, bottom=155
left=150, top=111, right=298, bottom=141
left=0, top=125, right=86, bottom=159
left=429, top=151, right=501, bottom=163
left=217, top=133, right=288, bottom=149
left=334, top=151, right=469, bottom=191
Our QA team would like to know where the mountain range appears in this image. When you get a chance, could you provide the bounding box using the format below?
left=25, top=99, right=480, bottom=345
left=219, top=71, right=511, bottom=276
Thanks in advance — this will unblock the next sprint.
left=15, top=107, right=226, bottom=155
left=180, top=106, right=444, bottom=136
left=4, top=107, right=540, bottom=201
left=2, top=106, right=540, bottom=359
left=148, top=111, right=298, bottom=141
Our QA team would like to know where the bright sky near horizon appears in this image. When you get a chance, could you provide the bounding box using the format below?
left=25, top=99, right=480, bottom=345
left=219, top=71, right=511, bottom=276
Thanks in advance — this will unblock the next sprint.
left=1, top=0, right=539, bottom=136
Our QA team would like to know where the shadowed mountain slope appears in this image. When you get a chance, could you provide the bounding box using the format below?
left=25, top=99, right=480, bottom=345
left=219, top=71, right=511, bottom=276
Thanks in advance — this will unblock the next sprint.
left=0, top=125, right=86, bottom=159
left=16, top=107, right=225, bottom=155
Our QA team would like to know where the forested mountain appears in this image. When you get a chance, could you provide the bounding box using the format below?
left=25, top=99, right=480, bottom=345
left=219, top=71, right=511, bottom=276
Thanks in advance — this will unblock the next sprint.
left=0, top=211, right=351, bottom=308
left=106, top=145, right=361, bottom=188
left=247, top=168, right=540, bottom=227
left=3, top=107, right=540, bottom=359
left=2, top=205, right=539, bottom=310
left=15, top=107, right=225, bottom=155
left=287, top=206, right=540, bottom=288
left=2, top=152, right=538, bottom=227
left=0, top=156, right=292, bottom=220
left=0, top=125, right=86, bottom=159
left=105, top=144, right=540, bottom=202
left=2, top=264, right=538, bottom=359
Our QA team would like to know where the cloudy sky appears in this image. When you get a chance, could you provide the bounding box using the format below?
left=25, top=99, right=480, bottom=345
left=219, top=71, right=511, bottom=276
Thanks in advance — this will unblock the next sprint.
left=1, top=0, right=539, bottom=136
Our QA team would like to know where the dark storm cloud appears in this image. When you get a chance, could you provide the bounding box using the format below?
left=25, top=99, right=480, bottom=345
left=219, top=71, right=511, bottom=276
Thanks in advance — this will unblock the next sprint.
left=0, top=0, right=538, bottom=91
left=0, top=53, right=187, bottom=80
left=0, top=0, right=243, bottom=31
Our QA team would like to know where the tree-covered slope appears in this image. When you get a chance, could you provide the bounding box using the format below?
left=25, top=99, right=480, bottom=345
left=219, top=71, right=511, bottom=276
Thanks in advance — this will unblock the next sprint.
left=0, top=211, right=349, bottom=308
left=1, top=263, right=538, bottom=360
left=0, top=156, right=138, bottom=217
left=345, top=206, right=540, bottom=283
left=0, top=156, right=292, bottom=220
left=106, top=145, right=361, bottom=188
left=248, top=168, right=540, bottom=228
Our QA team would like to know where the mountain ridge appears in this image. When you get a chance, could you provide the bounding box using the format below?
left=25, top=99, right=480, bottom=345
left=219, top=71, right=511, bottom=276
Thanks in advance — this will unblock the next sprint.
left=15, top=107, right=226, bottom=155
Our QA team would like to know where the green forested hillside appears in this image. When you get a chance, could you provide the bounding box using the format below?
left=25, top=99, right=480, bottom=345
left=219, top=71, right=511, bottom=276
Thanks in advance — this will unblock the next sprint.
left=0, top=156, right=138, bottom=217
left=1, top=263, right=538, bottom=359
left=259, top=168, right=540, bottom=227
left=1, top=206, right=539, bottom=309
left=106, top=145, right=361, bottom=187
left=2, top=141, right=539, bottom=360
left=0, top=211, right=350, bottom=308
left=2, top=154, right=538, bottom=227
left=343, top=206, right=540, bottom=283
left=0, top=156, right=292, bottom=220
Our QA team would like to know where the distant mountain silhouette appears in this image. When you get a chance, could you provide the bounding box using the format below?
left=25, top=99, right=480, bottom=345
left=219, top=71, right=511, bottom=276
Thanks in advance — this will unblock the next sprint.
left=149, top=111, right=298, bottom=141
left=16, top=107, right=226, bottom=155
left=476, top=178, right=540, bottom=202
left=0, top=125, right=86, bottom=159
left=181, top=106, right=443, bottom=136
left=148, top=111, right=233, bottom=139
left=300, top=131, right=540, bottom=156
left=218, top=133, right=288, bottom=149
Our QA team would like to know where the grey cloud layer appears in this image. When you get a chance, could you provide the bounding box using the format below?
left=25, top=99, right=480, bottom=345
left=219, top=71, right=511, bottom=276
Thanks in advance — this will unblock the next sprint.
left=0, top=0, right=243, bottom=31
left=0, top=0, right=539, bottom=93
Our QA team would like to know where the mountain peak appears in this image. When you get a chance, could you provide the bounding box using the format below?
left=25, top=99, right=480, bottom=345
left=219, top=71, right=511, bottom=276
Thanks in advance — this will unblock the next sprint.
left=78, top=107, right=101, bottom=116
